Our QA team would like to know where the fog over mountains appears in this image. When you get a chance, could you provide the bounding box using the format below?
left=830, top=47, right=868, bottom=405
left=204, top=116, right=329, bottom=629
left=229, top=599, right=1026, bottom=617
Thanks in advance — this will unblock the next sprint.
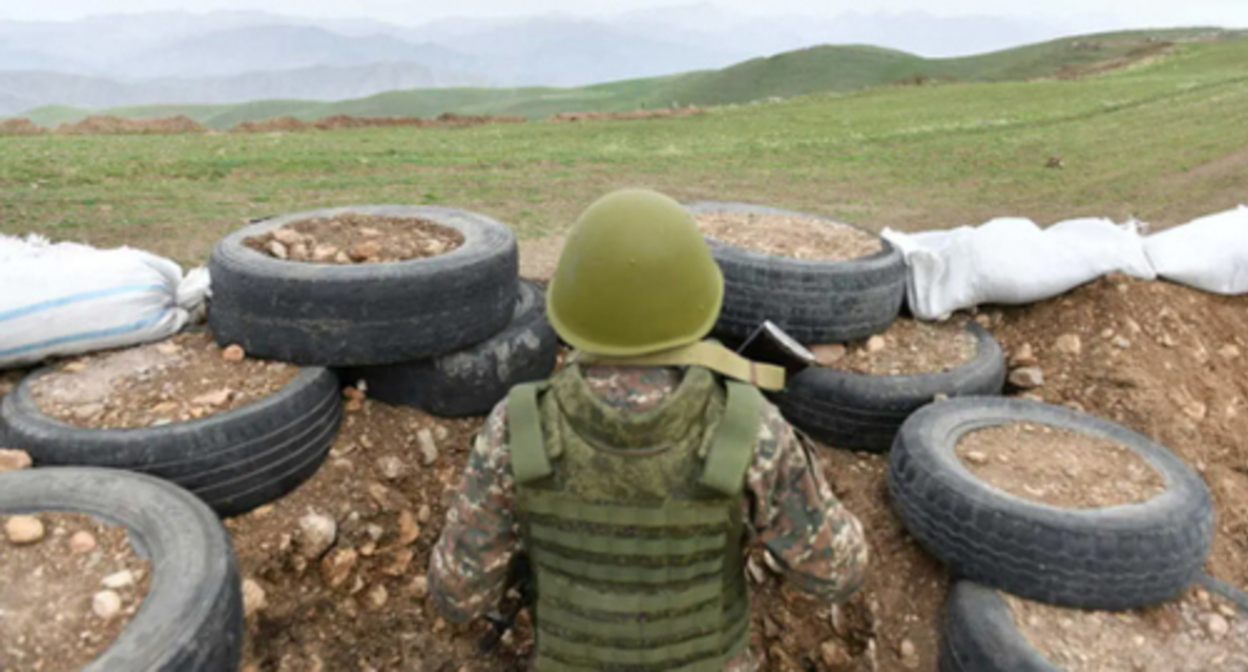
left=0, top=6, right=1120, bottom=116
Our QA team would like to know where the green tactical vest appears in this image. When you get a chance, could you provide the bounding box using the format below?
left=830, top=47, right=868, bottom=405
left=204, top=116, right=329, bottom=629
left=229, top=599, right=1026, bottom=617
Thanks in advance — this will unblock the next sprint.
left=507, top=364, right=762, bottom=672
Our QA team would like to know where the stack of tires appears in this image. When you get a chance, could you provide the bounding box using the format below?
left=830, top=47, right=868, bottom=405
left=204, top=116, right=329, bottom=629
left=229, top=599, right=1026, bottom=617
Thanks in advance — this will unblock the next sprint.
left=688, top=202, right=1006, bottom=452
left=888, top=397, right=1219, bottom=670
left=209, top=206, right=560, bottom=417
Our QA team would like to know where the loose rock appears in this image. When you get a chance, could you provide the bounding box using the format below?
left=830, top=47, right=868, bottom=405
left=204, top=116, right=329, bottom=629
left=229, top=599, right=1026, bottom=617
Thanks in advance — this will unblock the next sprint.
left=69, top=530, right=98, bottom=553
left=811, top=344, right=846, bottom=366
left=321, top=548, right=358, bottom=589
left=1205, top=614, right=1229, bottom=639
left=243, top=578, right=268, bottom=618
left=191, top=388, right=233, bottom=407
left=376, top=456, right=407, bottom=481
left=1055, top=333, right=1083, bottom=356
left=417, top=429, right=439, bottom=466
left=349, top=241, right=383, bottom=262
left=865, top=336, right=887, bottom=353
left=0, top=449, right=33, bottom=473
left=267, top=241, right=289, bottom=260
left=1009, top=367, right=1045, bottom=389
left=222, top=345, right=246, bottom=363
left=92, top=590, right=123, bottom=619
left=102, top=570, right=135, bottom=589
left=297, top=512, right=338, bottom=560
left=5, top=515, right=46, bottom=544
left=1010, top=343, right=1038, bottom=367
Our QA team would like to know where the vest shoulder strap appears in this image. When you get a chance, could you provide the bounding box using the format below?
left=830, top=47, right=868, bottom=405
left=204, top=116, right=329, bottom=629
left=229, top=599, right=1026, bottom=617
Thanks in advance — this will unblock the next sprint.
left=699, top=381, right=762, bottom=496
left=507, top=382, right=552, bottom=485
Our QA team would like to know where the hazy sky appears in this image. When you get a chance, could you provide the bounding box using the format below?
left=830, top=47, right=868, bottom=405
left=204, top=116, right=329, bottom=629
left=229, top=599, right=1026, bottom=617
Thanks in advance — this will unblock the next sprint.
left=3, top=0, right=1247, bottom=25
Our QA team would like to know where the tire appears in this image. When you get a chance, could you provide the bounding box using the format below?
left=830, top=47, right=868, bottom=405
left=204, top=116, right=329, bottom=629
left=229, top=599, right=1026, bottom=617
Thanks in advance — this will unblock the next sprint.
left=686, top=202, right=906, bottom=344
left=0, top=467, right=242, bottom=672
left=889, top=397, right=1214, bottom=611
left=209, top=205, right=519, bottom=366
left=344, top=280, right=559, bottom=417
left=940, top=582, right=1058, bottom=672
left=0, top=367, right=341, bottom=517
left=775, top=322, right=1004, bottom=453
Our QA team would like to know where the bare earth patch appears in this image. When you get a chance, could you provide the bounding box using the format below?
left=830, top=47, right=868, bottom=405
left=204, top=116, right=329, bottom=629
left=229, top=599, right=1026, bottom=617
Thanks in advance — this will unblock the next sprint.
left=1006, top=587, right=1248, bottom=672
left=0, top=512, right=152, bottom=672
left=696, top=212, right=883, bottom=262
left=956, top=422, right=1166, bottom=509
left=245, top=214, right=464, bottom=265
left=816, top=319, right=978, bottom=376
left=31, top=332, right=299, bottom=430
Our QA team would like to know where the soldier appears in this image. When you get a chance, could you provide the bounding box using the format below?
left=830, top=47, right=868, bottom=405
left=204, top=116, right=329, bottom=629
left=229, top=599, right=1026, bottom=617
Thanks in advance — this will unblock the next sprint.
left=429, top=189, right=869, bottom=670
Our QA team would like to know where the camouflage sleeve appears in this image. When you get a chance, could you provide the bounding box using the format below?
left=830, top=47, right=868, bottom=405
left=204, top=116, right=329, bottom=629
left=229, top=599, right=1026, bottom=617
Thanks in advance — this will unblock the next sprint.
left=745, top=402, right=869, bottom=603
left=428, top=402, right=519, bottom=624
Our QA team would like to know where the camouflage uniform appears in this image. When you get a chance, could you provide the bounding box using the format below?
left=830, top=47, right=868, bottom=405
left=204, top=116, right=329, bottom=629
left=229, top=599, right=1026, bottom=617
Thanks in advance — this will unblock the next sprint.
left=430, top=366, right=869, bottom=670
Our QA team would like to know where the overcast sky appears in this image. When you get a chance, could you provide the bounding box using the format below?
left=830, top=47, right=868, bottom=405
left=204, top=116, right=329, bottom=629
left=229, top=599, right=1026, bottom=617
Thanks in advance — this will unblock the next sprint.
left=3, top=0, right=1247, bottom=26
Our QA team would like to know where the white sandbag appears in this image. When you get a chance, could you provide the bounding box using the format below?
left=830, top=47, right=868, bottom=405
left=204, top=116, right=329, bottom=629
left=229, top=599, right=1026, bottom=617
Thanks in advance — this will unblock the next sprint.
left=1145, top=206, right=1248, bottom=295
left=883, top=217, right=1155, bottom=321
left=0, top=235, right=210, bottom=369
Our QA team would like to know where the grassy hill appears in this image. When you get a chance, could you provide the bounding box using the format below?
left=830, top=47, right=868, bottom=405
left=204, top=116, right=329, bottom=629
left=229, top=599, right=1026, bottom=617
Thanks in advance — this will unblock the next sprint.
left=3, top=34, right=1247, bottom=266
left=16, top=27, right=1242, bottom=130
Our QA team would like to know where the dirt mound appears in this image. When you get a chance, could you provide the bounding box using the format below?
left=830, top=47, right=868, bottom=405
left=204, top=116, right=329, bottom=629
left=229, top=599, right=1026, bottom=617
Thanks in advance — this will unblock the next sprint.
left=231, top=116, right=311, bottom=134
left=232, top=113, right=526, bottom=134
left=54, top=115, right=206, bottom=135
left=1056, top=41, right=1176, bottom=80
left=990, top=276, right=1248, bottom=593
left=548, top=107, right=707, bottom=123
left=0, top=119, right=43, bottom=135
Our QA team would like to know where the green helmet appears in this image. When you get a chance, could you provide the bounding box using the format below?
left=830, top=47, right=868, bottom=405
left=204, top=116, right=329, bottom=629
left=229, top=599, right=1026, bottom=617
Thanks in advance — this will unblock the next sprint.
left=547, top=189, right=724, bottom=357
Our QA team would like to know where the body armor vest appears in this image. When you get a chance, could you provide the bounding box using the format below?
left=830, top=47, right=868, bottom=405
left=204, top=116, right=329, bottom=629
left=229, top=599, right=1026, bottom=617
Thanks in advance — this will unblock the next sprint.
left=507, top=365, right=761, bottom=671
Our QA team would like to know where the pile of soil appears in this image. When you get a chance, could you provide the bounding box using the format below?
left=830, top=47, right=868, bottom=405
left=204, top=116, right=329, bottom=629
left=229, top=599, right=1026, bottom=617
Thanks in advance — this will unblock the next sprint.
left=30, top=332, right=299, bottom=430
left=232, top=113, right=526, bottom=135
left=232, top=117, right=310, bottom=134
left=0, top=512, right=152, bottom=672
left=696, top=212, right=884, bottom=262
left=1006, top=587, right=1247, bottom=671
left=53, top=116, right=206, bottom=136
left=225, top=394, right=525, bottom=671
left=0, top=119, right=43, bottom=136
left=816, top=319, right=978, bottom=376
left=956, top=422, right=1167, bottom=509
left=244, top=214, right=465, bottom=265
left=548, top=108, right=706, bottom=123
left=989, top=276, right=1248, bottom=596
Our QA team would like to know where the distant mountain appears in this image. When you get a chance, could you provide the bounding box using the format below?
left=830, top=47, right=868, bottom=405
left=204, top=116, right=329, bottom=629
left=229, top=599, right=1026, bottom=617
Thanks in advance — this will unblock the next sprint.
left=109, top=24, right=475, bottom=79
left=22, top=28, right=1233, bottom=130
left=0, top=63, right=486, bottom=116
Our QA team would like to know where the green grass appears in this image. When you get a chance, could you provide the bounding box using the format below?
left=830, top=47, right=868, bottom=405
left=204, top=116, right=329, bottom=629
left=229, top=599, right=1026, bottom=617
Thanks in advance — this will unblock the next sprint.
left=2, top=39, right=1247, bottom=268
left=17, top=28, right=1244, bottom=130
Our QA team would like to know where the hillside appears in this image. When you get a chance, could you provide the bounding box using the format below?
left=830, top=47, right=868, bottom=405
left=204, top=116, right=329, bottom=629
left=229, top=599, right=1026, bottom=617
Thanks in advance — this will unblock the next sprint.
left=16, top=27, right=1242, bottom=130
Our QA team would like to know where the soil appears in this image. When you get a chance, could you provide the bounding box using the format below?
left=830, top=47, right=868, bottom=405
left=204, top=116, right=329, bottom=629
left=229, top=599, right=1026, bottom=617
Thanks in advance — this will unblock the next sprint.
left=0, top=119, right=43, bottom=136
left=232, top=113, right=525, bottom=134
left=244, top=214, right=464, bottom=265
left=30, top=332, right=299, bottom=430
left=224, top=393, right=526, bottom=672
left=696, top=212, right=884, bottom=262
left=956, top=422, right=1167, bottom=509
left=0, top=512, right=152, bottom=672
left=818, top=319, right=978, bottom=376
left=988, top=276, right=1248, bottom=596
left=53, top=115, right=206, bottom=135
left=1006, top=587, right=1248, bottom=671
left=548, top=108, right=706, bottom=123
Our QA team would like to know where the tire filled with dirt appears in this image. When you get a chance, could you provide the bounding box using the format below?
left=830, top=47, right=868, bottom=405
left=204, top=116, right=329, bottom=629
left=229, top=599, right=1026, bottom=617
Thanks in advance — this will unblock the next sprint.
left=342, top=280, right=559, bottom=417
left=776, top=319, right=1005, bottom=452
left=209, top=206, right=519, bottom=367
left=0, top=467, right=243, bottom=671
left=0, top=334, right=342, bottom=517
left=687, top=202, right=906, bottom=345
left=941, top=581, right=1248, bottom=672
left=889, top=397, right=1214, bottom=611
